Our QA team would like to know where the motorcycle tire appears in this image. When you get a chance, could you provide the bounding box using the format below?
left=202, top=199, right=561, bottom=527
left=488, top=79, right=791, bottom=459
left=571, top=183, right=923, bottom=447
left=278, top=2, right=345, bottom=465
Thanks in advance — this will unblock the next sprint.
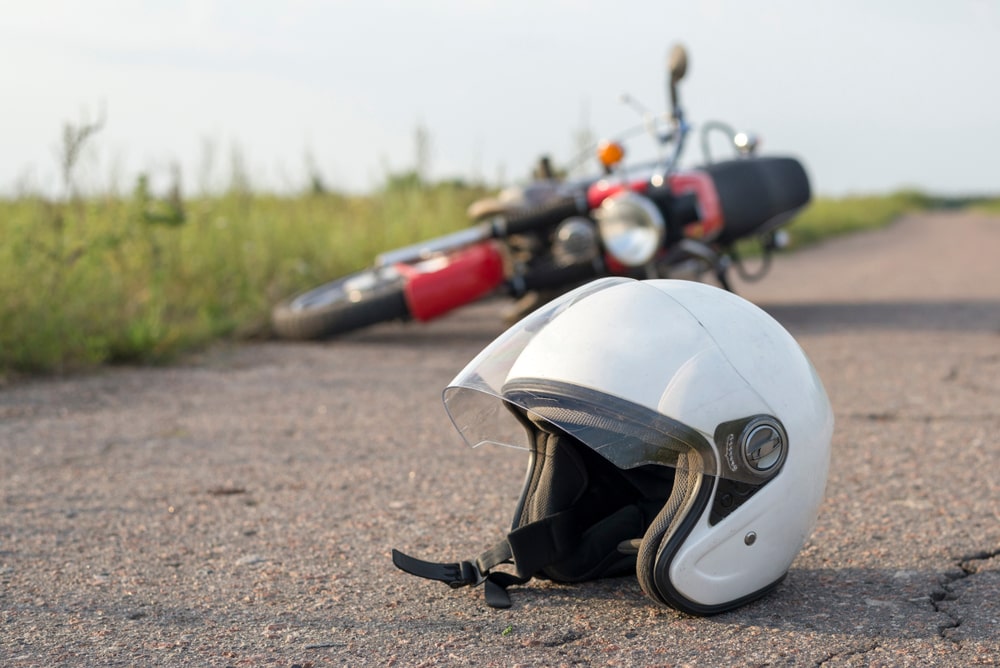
left=271, top=268, right=410, bottom=340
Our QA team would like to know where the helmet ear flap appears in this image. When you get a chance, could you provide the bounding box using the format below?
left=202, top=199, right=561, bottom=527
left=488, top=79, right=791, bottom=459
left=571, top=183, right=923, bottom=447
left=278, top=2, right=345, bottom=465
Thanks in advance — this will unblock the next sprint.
left=635, top=446, right=790, bottom=616
left=635, top=451, right=715, bottom=612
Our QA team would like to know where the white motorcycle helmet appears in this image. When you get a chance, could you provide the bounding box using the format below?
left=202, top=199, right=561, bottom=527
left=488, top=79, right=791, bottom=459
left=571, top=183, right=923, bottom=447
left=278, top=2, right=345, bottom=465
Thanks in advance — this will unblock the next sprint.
left=393, top=277, right=833, bottom=614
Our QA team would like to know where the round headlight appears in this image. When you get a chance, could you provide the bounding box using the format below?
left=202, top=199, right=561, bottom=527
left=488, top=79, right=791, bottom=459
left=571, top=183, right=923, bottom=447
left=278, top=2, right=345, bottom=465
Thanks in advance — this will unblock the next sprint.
left=594, top=192, right=666, bottom=267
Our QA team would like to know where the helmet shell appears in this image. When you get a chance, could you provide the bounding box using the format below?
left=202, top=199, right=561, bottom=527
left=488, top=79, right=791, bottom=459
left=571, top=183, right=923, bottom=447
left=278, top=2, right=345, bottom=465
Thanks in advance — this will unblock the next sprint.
left=502, top=279, right=833, bottom=609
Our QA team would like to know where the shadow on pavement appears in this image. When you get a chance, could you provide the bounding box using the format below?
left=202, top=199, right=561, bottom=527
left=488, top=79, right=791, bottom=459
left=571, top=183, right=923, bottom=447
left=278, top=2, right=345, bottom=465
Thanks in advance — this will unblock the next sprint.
left=759, top=299, right=1000, bottom=333
left=490, top=564, right=952, bottom=640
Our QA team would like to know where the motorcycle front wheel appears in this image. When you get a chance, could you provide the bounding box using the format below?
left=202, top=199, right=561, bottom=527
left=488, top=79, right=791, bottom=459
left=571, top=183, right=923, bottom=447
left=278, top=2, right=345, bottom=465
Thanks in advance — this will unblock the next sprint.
left=271, top=267, right=410, bottom=340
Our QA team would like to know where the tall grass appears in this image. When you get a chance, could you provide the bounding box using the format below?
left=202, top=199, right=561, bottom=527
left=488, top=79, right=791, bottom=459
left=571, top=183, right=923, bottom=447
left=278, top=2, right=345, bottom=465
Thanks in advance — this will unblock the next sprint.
left=1, top=168, right=984, bottom=378
left=0, top=180, right=482, bottom=376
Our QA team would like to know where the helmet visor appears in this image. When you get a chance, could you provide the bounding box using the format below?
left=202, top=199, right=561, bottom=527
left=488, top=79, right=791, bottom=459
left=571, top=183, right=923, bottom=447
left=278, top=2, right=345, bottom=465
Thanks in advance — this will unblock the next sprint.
left=442, top=277, right=773, bottom=482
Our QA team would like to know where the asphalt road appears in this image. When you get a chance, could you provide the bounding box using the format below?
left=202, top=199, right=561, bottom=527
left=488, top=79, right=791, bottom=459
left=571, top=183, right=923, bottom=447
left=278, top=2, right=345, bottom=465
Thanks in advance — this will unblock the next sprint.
left=2, top=210, right=999, bottom=667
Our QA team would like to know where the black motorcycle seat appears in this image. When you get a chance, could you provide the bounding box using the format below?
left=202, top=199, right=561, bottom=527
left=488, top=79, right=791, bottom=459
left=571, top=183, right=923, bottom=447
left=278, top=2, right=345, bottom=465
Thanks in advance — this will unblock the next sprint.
left=704, top=156, right=811, bottom=244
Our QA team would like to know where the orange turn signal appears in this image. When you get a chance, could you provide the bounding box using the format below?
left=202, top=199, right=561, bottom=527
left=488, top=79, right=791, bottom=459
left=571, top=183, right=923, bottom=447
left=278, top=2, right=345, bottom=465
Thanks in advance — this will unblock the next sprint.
left=597, top=140, right=625, bottom=169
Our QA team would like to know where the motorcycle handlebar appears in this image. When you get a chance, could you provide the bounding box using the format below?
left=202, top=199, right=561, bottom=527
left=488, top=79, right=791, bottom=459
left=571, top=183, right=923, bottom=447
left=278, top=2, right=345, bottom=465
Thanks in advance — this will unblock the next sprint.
left=498, top=188, right=698, bottom=232
left=496, top=195, right=587, bottom=236
left=517, top=260, right=602, bottom=293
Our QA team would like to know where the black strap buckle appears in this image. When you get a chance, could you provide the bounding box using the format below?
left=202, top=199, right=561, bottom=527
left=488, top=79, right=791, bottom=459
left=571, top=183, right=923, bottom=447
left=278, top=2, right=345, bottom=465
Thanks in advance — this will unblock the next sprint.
left=391, top=549, right=486, bottom=588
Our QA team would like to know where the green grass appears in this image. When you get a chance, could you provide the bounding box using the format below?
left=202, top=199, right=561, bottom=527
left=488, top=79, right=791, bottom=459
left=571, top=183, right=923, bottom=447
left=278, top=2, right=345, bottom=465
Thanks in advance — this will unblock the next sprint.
left=0, top=181, right=990, bottom=378
left=0, top=181, right=481, bottom=376
left=783, top=190, right=934, bottom=250
left=971, top=197, right=1000, bottom=216
left=780, top=191, right=1000, bottom=251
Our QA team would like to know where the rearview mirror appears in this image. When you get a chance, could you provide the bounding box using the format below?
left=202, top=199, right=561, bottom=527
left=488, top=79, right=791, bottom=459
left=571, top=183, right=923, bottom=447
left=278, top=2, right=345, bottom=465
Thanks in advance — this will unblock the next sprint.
left=668, top=44, right=688, bottom=84
left=667, top=44, right=688, bottom=117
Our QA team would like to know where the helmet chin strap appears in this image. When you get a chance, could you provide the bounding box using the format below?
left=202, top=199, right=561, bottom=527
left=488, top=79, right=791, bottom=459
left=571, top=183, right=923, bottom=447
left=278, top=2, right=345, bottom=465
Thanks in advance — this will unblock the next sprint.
left=391, top=503, right=587, bottom=608
left=392, top=429, right=671, bottom=609
left=392, top=495, right=660, bottom=609
left=390, top=550, right=526, bottom=610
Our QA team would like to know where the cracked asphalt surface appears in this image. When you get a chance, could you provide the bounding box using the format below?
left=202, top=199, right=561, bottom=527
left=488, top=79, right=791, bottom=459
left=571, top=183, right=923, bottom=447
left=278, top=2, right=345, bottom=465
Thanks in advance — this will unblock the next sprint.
left=1, top=210, right=999, bottom=666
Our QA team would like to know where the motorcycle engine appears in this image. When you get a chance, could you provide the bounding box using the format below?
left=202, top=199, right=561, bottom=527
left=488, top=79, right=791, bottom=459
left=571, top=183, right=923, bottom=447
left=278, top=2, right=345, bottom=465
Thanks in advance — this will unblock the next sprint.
left=552, top=218, right=600, bottom=267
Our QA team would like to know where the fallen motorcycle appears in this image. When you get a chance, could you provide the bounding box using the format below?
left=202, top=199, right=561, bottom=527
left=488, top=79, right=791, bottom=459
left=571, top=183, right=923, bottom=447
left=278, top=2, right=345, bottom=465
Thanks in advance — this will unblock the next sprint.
left=271, top=44, right=810, bottom=340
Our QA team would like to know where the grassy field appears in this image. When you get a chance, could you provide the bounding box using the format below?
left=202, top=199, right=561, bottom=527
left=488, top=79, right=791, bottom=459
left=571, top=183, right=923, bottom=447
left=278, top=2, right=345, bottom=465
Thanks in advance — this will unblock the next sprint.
left=0, top=180, right=987, bottom=378
left=0, top=180, right=483, bottom=376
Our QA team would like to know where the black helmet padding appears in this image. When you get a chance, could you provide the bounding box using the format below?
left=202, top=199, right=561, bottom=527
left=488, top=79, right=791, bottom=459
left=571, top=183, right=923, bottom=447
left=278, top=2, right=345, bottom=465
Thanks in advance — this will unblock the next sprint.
left=392, top=416, right=701, bottom=608
left=511, top=428, right=667, bottom=583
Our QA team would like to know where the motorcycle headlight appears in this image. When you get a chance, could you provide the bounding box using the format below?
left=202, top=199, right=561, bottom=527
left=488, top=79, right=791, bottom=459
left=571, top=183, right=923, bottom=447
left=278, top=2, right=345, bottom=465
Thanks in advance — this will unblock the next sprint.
left=594, top=192, right=666, bottom=267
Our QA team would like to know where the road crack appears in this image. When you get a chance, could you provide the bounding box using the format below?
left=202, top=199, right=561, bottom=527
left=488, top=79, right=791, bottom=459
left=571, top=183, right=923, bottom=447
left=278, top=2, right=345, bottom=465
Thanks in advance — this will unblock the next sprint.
left=541, top=631, right=585, bottom=647
left=816, top=640, right=880, bottom=666
left=928, top=548, right=1000, bottom=641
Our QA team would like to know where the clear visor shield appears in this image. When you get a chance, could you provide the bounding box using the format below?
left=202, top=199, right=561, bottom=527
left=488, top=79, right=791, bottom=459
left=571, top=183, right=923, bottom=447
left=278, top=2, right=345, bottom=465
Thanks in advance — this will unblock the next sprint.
left=442, top=277, right=775, bottom=483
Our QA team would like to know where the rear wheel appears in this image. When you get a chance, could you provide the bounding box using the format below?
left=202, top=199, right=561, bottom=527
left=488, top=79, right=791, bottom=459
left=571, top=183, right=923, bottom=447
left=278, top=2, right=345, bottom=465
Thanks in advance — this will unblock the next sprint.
left=271, top=267, right=410, bottom=340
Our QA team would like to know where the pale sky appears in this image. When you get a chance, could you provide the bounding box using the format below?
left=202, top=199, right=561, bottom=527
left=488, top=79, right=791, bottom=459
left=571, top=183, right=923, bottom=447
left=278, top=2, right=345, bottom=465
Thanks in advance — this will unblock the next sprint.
left=2, top=0, right=998, bottom=197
